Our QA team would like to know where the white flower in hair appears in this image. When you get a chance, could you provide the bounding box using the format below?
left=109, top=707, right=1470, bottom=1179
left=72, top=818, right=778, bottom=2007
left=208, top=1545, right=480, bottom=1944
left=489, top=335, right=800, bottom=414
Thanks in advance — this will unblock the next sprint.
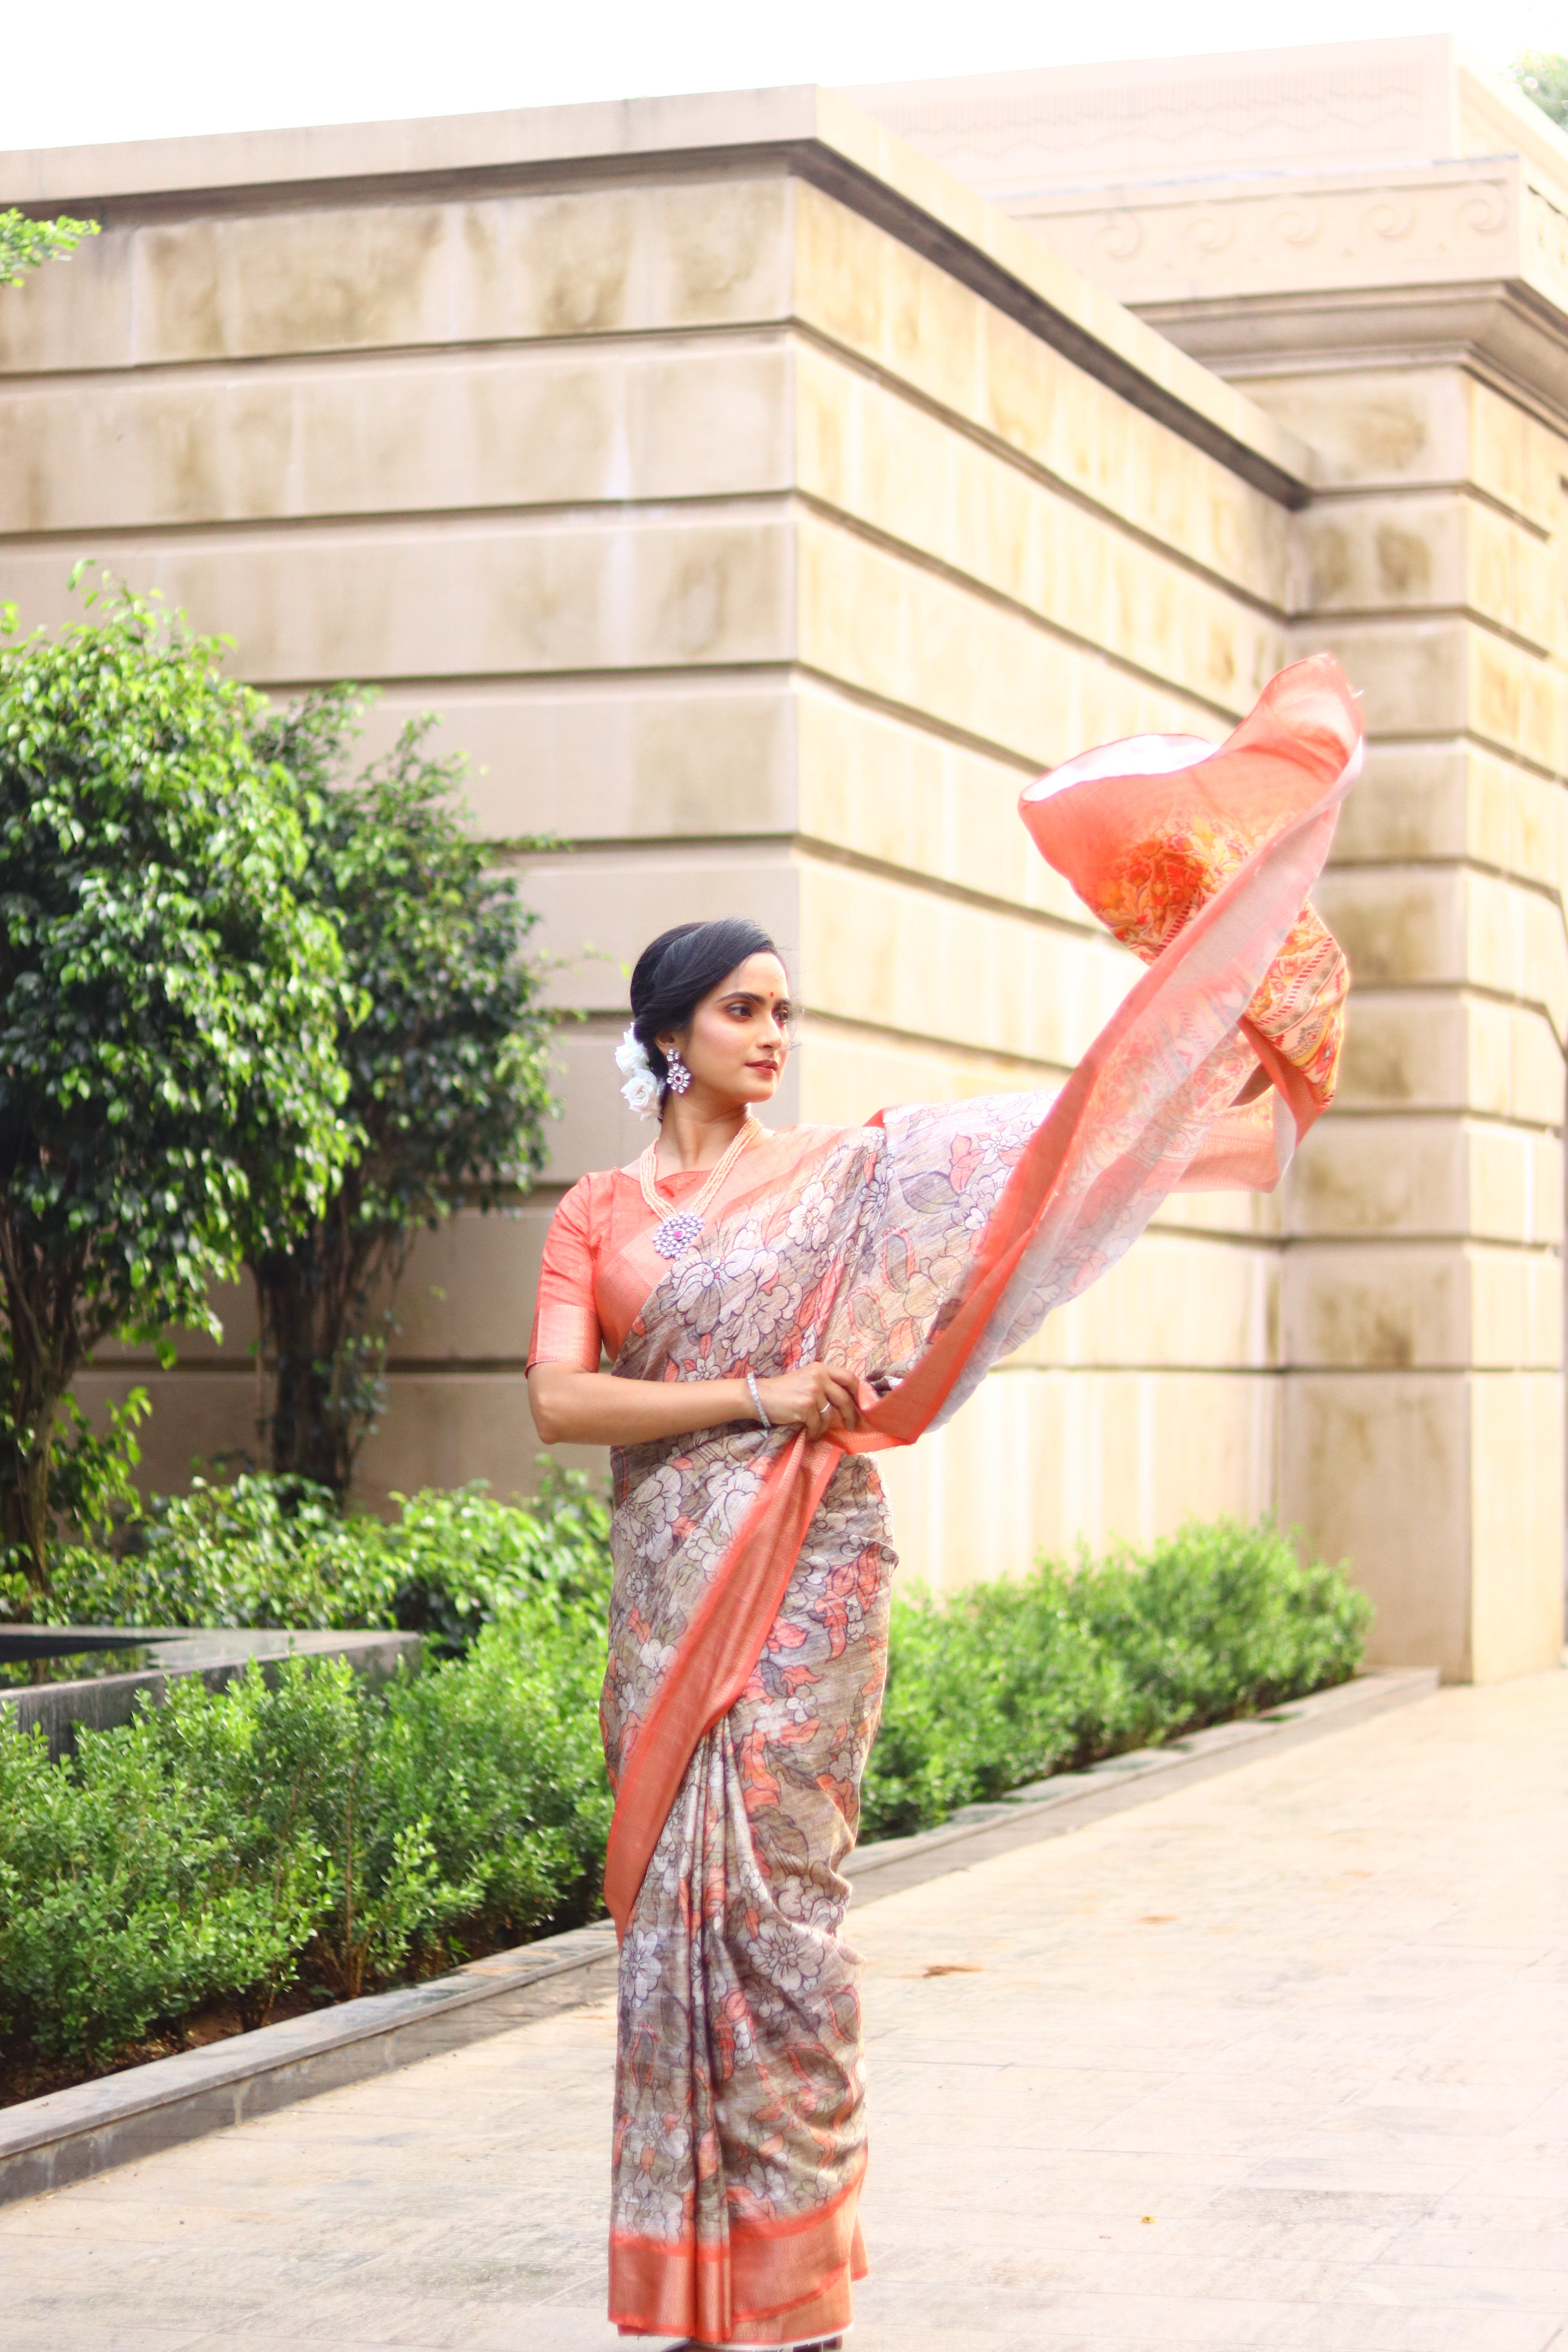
left=616, top=1024, right=661, bottom=1119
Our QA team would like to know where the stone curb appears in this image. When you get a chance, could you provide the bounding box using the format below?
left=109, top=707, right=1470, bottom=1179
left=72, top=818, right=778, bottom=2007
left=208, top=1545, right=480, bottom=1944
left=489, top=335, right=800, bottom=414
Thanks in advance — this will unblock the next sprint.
left=0, top=1665, right=1436, bottom=2209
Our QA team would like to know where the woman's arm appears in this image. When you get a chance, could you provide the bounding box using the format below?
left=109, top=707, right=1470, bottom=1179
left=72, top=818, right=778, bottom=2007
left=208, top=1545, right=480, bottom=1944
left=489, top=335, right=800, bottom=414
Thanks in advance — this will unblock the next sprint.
left=527, top=1361, right=861, bottom=1447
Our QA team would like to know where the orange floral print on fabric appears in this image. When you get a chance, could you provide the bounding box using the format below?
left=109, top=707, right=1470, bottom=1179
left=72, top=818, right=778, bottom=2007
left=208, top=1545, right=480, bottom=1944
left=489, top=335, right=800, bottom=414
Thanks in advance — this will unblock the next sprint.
left=1096, top=822, right=1348, bottom=1114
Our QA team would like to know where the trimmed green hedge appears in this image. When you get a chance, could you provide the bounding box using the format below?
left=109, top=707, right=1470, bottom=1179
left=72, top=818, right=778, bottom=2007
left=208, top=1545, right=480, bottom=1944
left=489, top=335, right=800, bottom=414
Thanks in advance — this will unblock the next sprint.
left=0, top=1595, right=611, bottom=2074
left=0, top=1498, right=1368, bottom=2091
left=860, top=1517, right=1371, bottom=1838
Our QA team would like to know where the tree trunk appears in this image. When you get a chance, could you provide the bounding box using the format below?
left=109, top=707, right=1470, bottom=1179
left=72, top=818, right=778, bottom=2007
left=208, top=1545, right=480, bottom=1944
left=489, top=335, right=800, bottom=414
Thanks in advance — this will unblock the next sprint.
left=0, top=1256, right=71, bottom=1610
left=252, top=1215, right=399, bottom=1505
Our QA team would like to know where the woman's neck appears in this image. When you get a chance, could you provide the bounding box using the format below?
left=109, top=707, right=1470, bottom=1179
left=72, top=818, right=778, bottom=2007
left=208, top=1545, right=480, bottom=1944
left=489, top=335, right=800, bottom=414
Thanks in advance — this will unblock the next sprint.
left=655, top=1094, right=755, bottom=1174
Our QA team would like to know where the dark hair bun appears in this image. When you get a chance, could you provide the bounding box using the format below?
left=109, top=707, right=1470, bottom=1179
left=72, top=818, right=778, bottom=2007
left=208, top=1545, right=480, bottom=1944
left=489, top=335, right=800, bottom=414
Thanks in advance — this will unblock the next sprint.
left=629, top=918, right=784, bottom=1100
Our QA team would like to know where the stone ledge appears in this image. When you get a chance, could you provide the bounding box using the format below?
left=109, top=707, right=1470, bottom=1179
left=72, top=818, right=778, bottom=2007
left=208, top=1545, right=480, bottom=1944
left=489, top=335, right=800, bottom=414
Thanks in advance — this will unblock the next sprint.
left=0, top=1664, right=1436, bottom=2210
left=0, top=1626, right=424, bottom=1762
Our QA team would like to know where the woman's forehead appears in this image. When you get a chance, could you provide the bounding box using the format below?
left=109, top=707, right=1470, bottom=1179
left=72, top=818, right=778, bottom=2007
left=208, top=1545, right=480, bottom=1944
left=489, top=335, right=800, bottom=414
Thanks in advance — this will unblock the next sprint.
left=709, top=952, right=789, bottom=1001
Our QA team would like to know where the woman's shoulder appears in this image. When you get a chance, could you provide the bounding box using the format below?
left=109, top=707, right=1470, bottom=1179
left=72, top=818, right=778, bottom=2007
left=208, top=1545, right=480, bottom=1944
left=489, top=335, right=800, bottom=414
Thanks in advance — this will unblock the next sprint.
left=547, top=1165, right=628, bottom=1230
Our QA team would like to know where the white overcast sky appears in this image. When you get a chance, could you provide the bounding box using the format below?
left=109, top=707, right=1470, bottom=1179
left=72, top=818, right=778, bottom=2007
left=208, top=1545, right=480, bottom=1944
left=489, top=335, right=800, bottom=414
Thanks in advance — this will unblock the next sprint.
left=2, top=0, right=1564, bottom=155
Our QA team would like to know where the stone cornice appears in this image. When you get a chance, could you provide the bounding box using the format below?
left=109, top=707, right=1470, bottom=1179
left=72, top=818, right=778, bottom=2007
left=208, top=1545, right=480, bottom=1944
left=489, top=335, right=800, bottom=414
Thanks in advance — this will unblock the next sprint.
left=0, top=85, right=1316, bottom=508
left=1141, top=279, right=1568, bottom=436
left=1010, top=155, right=1568, bottom=427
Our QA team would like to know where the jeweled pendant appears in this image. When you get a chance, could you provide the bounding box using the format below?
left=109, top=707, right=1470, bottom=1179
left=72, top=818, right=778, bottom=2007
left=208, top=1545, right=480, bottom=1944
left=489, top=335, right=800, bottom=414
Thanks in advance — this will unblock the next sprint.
left=652, top=1209, right=703, bottom=1260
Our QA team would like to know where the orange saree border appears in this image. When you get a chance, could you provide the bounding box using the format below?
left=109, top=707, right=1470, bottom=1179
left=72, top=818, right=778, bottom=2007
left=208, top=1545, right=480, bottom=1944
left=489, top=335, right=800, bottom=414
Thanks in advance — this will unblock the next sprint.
left=610, top=2147, right=868, bottom=2344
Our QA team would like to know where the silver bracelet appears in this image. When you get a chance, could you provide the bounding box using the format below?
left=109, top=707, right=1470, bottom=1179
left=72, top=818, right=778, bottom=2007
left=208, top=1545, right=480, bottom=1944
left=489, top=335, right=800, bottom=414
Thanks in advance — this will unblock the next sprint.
left=745, top=1371, right=771, bottom=1430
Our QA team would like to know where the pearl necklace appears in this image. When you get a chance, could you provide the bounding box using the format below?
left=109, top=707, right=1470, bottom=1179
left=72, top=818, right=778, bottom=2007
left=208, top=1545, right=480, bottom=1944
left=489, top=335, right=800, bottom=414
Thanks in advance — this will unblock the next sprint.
left=637, top=1118, right=760, bottom=1261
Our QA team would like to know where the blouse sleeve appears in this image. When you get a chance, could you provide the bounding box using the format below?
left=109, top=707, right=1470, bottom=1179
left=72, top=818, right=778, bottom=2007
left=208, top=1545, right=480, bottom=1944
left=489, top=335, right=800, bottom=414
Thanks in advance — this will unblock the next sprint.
left=527, top=1178, right=605, bottom=1372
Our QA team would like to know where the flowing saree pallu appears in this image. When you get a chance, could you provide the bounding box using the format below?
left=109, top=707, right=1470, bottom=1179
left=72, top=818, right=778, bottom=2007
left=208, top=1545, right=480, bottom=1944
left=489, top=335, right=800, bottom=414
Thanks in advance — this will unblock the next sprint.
left=594, top=656, right=1363, bottom=2344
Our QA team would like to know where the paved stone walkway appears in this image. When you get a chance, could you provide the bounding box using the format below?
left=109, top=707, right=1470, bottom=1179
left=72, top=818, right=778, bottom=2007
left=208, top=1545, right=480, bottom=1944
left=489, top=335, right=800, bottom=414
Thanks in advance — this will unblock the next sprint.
left=4, top=1670, right=1565, bottom=2351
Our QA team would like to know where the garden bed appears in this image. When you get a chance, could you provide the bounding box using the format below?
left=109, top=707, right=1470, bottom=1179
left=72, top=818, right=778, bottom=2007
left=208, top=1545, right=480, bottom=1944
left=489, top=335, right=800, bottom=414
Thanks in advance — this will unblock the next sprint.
left=0, top=1482, right=1370, bottom=2108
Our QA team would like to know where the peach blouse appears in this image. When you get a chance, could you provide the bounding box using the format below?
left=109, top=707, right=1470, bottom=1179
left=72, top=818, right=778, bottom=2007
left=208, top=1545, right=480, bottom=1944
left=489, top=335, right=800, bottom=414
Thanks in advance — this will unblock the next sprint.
left=528, top=1163, right=739, bottom=1373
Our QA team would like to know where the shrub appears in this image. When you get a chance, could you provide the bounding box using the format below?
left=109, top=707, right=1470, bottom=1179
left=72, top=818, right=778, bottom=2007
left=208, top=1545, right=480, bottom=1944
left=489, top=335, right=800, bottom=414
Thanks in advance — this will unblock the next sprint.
left=48, top=1469, right=611, bottom=1654
left=0, top=1585, right=613, bottom=2071
left=860, top=1517, right=1370, bottom=1838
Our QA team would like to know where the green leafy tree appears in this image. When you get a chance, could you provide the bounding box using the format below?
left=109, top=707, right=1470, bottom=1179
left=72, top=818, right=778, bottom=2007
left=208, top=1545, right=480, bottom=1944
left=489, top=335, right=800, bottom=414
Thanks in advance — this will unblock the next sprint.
left=0, top=582, right=353, bottom=1609
left=243, top=691, right=555, bottom=1501
left=0, top=212, right=97, bottom=287
left=1512, top=52, right=1568, bottom=131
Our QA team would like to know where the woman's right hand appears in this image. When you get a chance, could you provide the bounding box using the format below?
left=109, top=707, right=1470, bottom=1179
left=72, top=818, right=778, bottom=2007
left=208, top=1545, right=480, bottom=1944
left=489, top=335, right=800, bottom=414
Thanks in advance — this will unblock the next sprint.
left=755, top=1363, right=861, bottom=1437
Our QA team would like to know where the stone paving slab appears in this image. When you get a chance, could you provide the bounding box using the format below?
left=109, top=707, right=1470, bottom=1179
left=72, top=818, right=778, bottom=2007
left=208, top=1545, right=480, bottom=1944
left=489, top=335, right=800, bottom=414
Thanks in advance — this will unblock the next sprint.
left=2, top=1669, right=1564, bottom=2350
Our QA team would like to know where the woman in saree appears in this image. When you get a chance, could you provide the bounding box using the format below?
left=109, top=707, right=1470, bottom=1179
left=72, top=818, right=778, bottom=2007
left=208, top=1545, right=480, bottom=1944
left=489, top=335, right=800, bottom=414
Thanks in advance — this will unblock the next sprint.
left=526, top=655, right=1363, bottom=2350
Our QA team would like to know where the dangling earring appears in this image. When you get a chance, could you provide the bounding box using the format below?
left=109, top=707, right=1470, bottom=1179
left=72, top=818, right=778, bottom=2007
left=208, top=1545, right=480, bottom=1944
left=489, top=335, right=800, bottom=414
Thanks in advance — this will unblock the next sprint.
left=664, top=1049, right=692, bottom=1096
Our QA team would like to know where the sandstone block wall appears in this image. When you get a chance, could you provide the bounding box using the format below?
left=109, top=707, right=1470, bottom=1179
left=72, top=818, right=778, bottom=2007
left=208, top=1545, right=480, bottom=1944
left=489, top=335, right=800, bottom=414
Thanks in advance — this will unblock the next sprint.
left=4, top=67, right=1561, bottom=1676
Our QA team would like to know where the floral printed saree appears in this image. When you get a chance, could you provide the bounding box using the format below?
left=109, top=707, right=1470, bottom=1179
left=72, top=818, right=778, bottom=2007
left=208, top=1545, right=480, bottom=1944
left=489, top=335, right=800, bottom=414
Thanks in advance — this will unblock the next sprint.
left=527, top=656, right=1363, bottom=2345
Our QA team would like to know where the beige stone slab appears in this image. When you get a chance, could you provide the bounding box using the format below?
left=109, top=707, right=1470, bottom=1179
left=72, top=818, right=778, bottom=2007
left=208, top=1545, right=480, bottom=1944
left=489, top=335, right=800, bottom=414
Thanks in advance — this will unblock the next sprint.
left=354, top=1372, right=600, bottom=1512
left=4, top=507, right=796, bottom=687
left=1317, top=868, right=1568, bottom=1040
left=1332, top=994, right=1457, bottom=1116
left=508, top=842, right=801, bottom=1017
left=1293, top=494, right=1557, bottom=654
left=794, top=338, right=1286, bottom=713
left=795, top=681, right=1081, bottom=924
left=794, top=1021, right=1065, bottom=1127
left=797, top=506, right=1236, bottom=771
left=1294, top=494, right=1466, bottom=618
left=71, top=1368, right=258, bottom=1499
left=1007, top=1230, right=1279, bottom=1374
left=1288, top=1115, right=1562, bottom=1245
left=1453, top=1242, right=1563, bottom=1368
left=797, top=850, right=1134, bottom=1067
left=1330, top=740, right=1469, bottom=866
left=359, top=673, right=798, bottom=848
left=1298, top=616, right=1470, bottom=740
left=1316, top=866, right=1465, bottom=989
left=880, top=1365, right=1279, bottom=1590
left=0, top=178, right=794, bottom=376
left=0, top=338, right=795, bottom=534
left=1282, top=1369, right=1472, bottom=1674
left=1467, top=874, right=1568, bottom=1042
left=1470, top=377, right=1568, bottom=539
left=1468, top=627, right=1568, bottom=780
left=1284, top=1240, right=1563, bottom=1371
left=1306, top=615, right=1568, bottom=775
left=1288, top=1116, right=1465, bottom=1240
left=374, top=1204, right=556, bottom=1365
left=1463, top=997, right=1561, bottom=1128
left=1462, top=746, right=1565, bottom=897
left=1238, top=365, right=1472, bottom=493
left=1467, top=1123, right=1564, bottom=1246
left=1285, top=1242, right=1469, bottom=1371
left=1470, top=1372, right=1566, bottom=1681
